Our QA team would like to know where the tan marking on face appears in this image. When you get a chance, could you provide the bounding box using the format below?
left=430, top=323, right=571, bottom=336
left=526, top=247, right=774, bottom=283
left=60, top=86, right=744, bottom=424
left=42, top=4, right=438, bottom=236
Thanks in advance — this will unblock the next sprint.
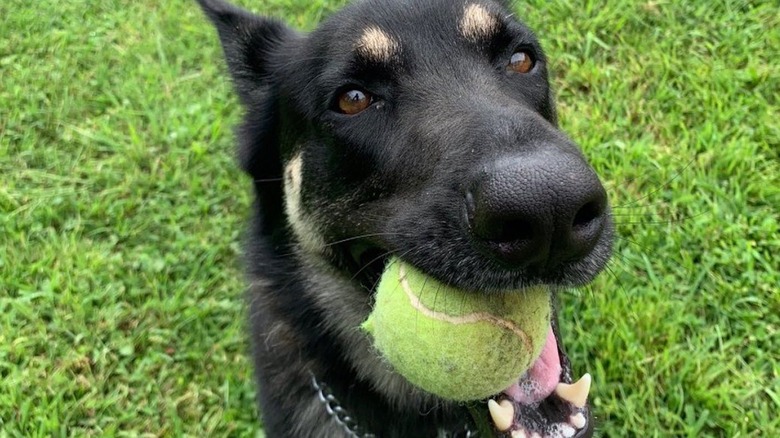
left=284, top=153, right=327, bottom=253
left=356, top=26, right=398, bottom=62
left=460, top=3, right=499, bottom=40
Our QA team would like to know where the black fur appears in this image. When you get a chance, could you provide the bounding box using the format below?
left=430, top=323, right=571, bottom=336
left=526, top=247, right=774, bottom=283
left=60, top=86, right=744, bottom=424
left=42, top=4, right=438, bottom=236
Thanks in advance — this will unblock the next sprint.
left=197, top=0, right=612, bottom=436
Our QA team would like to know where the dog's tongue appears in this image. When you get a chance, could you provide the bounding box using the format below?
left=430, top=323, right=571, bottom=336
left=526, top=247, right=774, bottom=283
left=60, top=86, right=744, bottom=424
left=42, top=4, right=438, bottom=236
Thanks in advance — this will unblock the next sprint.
left=503, top=327, right=561, bottom=405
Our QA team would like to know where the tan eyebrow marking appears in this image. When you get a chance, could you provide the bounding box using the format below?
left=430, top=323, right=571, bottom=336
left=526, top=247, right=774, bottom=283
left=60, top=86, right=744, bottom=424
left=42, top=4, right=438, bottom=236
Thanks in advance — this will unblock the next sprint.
left=460, top=3, right=500, bottom=40
left=355, top=26, right=399, bottom=62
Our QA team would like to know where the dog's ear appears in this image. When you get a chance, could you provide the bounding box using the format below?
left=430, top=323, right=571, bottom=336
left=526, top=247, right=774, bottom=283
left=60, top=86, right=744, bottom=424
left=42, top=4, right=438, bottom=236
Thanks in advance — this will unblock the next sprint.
left=198, top=0, right=296, bottom=236
left=196, top=0, right=295, bottom=104
left=197, top=0, right=297, bottom=177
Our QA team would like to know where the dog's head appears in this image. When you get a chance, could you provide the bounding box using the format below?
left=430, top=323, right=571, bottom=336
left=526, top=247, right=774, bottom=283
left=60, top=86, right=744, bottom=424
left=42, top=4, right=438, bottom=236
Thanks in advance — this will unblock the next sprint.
left=199, top=0, right=612, bottom=436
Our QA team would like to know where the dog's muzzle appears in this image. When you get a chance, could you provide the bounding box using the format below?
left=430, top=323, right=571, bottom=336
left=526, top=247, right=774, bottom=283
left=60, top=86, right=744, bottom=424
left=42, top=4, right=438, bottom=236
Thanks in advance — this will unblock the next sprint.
left=466, top=151, right=608, bottom=274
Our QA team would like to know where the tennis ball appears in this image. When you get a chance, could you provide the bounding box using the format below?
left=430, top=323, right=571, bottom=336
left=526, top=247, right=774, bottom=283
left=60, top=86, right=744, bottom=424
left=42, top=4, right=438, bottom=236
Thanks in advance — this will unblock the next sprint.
left=361, top=258, right=551, bottom=401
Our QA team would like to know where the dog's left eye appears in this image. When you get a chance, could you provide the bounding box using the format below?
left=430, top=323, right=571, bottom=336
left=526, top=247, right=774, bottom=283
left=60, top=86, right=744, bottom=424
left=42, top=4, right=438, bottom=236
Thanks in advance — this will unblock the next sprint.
left=336, top=89, right=374, bottom=115
left=507, top=50, right=534, bottom=73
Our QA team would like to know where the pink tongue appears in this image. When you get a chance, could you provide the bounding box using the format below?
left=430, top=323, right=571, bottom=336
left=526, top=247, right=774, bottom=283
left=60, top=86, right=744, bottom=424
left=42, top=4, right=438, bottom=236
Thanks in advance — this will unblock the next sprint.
left=503, top=326, right=561, bottom=405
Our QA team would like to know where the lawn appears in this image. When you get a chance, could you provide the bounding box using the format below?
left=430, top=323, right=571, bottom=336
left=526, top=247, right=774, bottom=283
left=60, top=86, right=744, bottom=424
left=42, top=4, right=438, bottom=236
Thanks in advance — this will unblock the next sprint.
left=1, top=0, right=777, bottom=436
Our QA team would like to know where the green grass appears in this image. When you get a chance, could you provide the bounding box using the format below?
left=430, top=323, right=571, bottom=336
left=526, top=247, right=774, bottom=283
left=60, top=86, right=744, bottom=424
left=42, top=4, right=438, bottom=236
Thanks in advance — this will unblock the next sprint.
left=1, top=0, right=777, bottom=436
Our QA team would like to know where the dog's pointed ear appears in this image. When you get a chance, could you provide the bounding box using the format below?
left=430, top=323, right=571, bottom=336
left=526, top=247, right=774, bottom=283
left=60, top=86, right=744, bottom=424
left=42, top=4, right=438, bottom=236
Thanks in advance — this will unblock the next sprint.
left=196, top=0, right=295, bottom=104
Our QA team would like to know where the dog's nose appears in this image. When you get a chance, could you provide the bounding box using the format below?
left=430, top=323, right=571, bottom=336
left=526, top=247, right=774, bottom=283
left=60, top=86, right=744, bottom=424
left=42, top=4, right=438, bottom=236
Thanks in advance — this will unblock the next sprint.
left=466, top=153, right=608, bottom=271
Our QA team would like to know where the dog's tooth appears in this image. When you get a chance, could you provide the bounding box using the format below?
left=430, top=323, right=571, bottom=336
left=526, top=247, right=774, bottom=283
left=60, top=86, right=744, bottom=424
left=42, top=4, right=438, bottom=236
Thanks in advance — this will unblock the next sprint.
left=560, top=423, right=576, bottom=438
left=511, top=429, right=527, bottom=438
left=487, top=399, right=514, bottom=432
left=554, top=373, right=591, bottom=408
left=570, top=412, right=587, bottom=429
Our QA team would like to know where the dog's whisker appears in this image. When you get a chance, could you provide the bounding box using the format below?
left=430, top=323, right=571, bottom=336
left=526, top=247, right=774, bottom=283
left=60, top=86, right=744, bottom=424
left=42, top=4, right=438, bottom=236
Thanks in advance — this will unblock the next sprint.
left=610, top=203, right=671, bottom=209
left=613, top=212, right=708, bottom=226
left=610, top=215, right=690, bottom=224
left=601, top=261, right=628, bottom=296
left=253, top=177, right=284, bottom=183
left=614, top=235, right=654, bottom=252
left=608, top=211, right=667, bottom=216
left=273, top=55, right=331, bottom=69
left=321, top=232, right=413, bottom=248
left=611, top=157, right=697, bottom=209
left=349, top=248, right=397, bottom=281
left=367, top=248, right=418, bottom=291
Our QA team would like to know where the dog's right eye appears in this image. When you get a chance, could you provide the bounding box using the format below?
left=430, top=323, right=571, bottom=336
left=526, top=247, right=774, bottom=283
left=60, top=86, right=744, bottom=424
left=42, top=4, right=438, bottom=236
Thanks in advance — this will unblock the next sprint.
left=507, top=50, right=535, bottom=73
left=336, top=89, right=373, bottom=115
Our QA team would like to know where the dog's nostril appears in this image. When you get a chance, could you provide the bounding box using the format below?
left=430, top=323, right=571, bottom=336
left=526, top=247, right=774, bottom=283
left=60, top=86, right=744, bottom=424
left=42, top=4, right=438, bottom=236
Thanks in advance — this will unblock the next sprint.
left=572, top=200, right=602, bottom=229
left=490, top=218, right=534, bottom=243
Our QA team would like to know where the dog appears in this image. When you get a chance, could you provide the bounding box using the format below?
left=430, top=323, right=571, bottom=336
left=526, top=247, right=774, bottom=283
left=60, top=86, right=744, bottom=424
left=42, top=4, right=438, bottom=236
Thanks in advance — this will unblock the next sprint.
left=197, top=0, right=613, bottom=436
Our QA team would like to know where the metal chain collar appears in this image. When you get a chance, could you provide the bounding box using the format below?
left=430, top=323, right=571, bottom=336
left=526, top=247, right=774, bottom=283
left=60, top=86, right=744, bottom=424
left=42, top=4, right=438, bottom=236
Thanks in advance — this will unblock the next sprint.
left=311, top=374, right=376, bottom=438
left=310, top=374, right=479, bottom=438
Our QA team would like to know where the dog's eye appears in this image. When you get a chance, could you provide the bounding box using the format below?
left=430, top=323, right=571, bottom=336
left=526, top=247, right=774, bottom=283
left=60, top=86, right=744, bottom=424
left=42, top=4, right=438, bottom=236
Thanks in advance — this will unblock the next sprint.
left=507, top=50, right=534, bottom=73
left=337, top=89, right=373, bottom=115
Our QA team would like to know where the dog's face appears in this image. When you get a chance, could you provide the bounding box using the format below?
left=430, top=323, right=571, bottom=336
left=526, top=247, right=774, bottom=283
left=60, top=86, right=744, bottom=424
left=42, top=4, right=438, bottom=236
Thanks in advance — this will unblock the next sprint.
left=200, top=0, right=612, bottom=436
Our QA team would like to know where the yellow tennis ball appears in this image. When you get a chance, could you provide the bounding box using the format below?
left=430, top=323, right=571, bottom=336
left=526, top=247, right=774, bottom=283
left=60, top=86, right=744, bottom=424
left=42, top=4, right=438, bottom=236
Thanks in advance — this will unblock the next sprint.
left=362, top=258, right=551, bottom=401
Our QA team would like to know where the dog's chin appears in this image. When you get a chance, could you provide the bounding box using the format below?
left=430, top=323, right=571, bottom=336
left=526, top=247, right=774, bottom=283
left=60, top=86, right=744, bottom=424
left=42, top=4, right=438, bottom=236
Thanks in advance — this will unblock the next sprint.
left=343, top=245, right=596, bottom=437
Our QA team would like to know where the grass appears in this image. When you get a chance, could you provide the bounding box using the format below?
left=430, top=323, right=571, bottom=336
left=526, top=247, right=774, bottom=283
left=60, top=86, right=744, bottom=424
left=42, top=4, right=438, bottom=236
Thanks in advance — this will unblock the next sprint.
left=1, top=0, right=777, bottom=436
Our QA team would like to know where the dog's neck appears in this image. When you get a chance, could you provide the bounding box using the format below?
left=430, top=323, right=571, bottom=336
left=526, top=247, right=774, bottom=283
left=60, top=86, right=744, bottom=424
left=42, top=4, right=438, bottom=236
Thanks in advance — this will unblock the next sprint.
left=310, top=372, right=480, bottom=438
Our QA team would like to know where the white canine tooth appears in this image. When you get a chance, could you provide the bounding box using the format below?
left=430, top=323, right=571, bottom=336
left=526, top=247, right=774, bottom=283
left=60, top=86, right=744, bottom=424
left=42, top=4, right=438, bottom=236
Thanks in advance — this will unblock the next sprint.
left=554, top=373, right=592, bottom=408
left=511, top=430, right=527, bottom=438
left=570, top=412, right=587, bottom=429
left=530, top=433, right=542, bottom=438
left=560, top=423, right=576, bottom=438
left=487, top=399, right=514, bottom=432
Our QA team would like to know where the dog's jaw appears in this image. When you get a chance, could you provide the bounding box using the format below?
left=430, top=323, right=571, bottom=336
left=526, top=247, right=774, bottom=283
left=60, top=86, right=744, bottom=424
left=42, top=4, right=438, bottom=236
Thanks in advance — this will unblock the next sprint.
left=485, top=327, right=594, bottom=437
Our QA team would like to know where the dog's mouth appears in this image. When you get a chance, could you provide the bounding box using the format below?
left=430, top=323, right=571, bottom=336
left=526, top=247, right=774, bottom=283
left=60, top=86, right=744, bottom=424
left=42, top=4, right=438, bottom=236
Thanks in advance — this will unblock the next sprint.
left=346, top=246, right=593, bottom=438
left=480, top=324, right=592, bottom=438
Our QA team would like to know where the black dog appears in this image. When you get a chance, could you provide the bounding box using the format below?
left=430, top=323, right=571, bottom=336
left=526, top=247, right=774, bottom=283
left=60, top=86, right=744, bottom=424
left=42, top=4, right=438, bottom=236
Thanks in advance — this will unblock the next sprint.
left=197, top=0, right=613, bottom=436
